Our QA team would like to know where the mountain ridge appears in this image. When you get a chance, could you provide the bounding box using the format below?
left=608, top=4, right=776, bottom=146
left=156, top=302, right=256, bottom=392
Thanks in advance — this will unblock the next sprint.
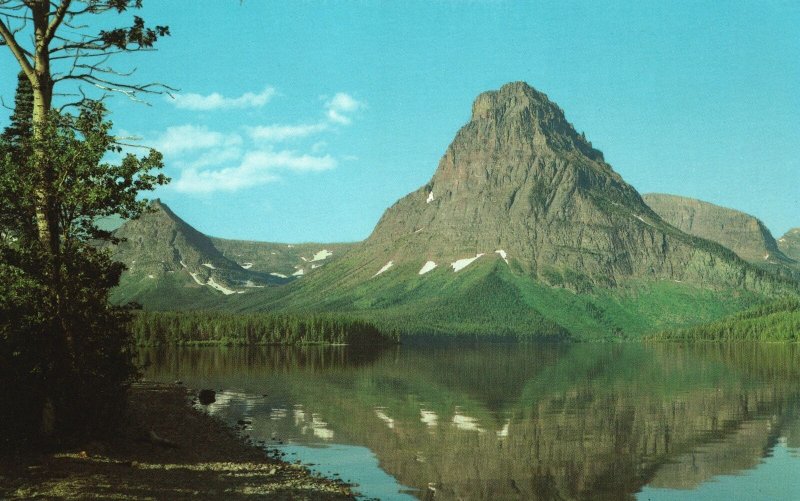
left=643, top=193, right=793, bottom=265
left=108, top=82, right=797, bottom=338
left=232, top=82, right=795, bottom=338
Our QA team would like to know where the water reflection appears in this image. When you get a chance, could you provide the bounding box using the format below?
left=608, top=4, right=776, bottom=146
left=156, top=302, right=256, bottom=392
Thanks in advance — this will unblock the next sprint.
left=141, top=343, right=800, bottom=500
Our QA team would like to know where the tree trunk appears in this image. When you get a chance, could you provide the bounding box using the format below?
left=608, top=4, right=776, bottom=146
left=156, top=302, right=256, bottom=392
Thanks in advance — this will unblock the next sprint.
left=29, top=1, right=73, bottom=437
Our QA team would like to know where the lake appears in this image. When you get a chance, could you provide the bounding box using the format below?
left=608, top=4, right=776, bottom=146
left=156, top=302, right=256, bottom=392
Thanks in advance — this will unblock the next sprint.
left=140, top=342, right=800, bottom=500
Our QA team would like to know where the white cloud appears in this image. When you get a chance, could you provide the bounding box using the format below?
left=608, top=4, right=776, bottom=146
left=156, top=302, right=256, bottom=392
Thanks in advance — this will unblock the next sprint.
left=174, top=167, right=278, bottom=194
left=247, top=123, right=329, bottom=142
left=185, top=147, right=243, bottom=170
left=325, top=92, right=364, bottom=125
left=168, top=87, right=276, bottom=111
left=157, top=90, right=363, bottom=195
left=155, top=125, right=242, bottom=155
left=173, top=149, right=337, bottom=194
left=243, top=149, right=337, bottom=173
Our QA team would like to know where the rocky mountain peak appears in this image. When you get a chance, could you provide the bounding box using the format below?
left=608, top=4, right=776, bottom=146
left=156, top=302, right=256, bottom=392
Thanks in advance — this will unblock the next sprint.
left=345, top=82, right=787, bottom=294
left=467, top=81, right=603, bottom=162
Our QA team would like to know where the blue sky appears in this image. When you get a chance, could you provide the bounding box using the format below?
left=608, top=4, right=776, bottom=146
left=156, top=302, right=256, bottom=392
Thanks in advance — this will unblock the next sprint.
left=1, top=1, right=798, bottom=242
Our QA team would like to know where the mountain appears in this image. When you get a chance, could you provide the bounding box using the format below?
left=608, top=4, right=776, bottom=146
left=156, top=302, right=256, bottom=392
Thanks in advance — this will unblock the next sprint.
left=779, top=228, right=800, bottom=261
left=210, top=238, right=355, bottom=279
left=241, top=82, right=794, bottom=338
left=107, top=200, right=355, bottom=309
left=108, top=200, right=277, bottom=308
left=643, top=194, right=794, bottom=265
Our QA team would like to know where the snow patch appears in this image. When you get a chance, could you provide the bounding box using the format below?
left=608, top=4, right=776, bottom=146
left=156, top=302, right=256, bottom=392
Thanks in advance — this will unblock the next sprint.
left=374, top=408, right=395, bottom=429
left=147, top=274, right=155, bottom=279
left=764, top=253, right=770, bottom=260
left=497, top=420, right=510, bottom=438
left=301, top=256, right=308, bottom=262
left=374, top=261, right=393, bottom=277
left=287, top=244, right=294, bottom=248
left=451, top=253, right=484, bottom=272
left=452, top=410, right=482, bottom=432
left=202, top=263, right=216, bottom=269
left=495, top=249, right=508, bottom=264
left=179, top=260, right=187, bottom=268
left=270, top=272, right=288, bottom=278
left=311, top=249, right=333, bottom=262
left=207, top=277, right=237, bottom=295
left=311, top=264, right=321, bottom=269
left=420, top=409, right=438, bottom=428
left=189, top=272, right=204, bottom=285
left=419, top=261, right=437, bottom=275
left=243, top=280, right=265, bottom=288
left=292, top=268, right=305, bottom=277
left=426, top=191, right=434, bottom=203
left=240, top=262, right=253, bottom=270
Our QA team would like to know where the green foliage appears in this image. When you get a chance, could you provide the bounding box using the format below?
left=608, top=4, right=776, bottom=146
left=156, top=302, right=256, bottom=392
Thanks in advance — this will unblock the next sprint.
left=0, top=100, right=168, bottom=442
left=649, top=298, right=800, bottom=341
left=130, top=311, right=399, bottom=346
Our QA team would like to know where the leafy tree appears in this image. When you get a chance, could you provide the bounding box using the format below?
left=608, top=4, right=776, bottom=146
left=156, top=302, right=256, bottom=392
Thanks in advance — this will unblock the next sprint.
left=0, top=1, right=170, bottom=441
left=0, top=0, right=171, bottom=262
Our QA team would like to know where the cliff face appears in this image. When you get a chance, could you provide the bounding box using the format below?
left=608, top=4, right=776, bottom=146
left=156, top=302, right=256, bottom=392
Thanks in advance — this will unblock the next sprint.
left=343, top=82, right=777, bottom=291
left=643, top=194, right=793, bottom=265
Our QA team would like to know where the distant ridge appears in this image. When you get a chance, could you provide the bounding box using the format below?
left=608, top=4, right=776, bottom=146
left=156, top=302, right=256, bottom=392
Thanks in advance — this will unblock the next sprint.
left=643, top=193, right=794, bottom=266
left=779, top=228, right=800, bottom=262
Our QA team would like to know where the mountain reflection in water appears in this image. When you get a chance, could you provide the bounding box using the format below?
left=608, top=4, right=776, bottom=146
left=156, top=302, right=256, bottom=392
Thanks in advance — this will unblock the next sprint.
left=140, top=343, right=800, bottom=500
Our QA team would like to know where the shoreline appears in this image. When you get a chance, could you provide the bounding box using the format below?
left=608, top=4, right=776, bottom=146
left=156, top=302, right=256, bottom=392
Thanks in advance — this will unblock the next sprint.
left=0, top=382, right=353, bottom=500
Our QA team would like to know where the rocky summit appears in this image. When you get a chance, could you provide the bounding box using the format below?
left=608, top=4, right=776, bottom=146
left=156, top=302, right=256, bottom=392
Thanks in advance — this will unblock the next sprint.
left=330, top=82, right=777, bottom=290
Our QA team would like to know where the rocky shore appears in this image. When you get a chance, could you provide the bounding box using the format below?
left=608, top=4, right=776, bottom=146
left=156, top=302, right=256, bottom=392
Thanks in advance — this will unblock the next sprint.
left=0, top=382, right=353, bottom=499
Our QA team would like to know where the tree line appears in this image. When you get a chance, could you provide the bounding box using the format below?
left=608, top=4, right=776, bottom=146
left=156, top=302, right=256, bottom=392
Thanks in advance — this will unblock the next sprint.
left=649, top=298, right=800, bottom=341
left=131, top=311, right=400, bottom=346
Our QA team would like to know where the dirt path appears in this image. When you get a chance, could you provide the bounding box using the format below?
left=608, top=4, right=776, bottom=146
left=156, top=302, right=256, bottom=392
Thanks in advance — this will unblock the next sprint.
left=0, top=383, right=353, bottom=500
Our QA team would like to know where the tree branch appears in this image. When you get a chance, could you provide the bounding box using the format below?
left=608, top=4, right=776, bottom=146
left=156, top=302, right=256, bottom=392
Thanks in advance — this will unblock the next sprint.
left=44, top=0, right=70, bottom=44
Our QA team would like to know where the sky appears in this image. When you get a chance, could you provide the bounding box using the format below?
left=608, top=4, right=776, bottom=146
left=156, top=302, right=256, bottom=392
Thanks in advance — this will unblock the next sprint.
left=1, top=1, right=798, bottom=242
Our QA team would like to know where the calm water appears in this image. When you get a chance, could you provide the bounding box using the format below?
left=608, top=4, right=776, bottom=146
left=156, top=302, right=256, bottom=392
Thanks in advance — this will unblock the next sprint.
left=140, top=343, right=800, bottom=500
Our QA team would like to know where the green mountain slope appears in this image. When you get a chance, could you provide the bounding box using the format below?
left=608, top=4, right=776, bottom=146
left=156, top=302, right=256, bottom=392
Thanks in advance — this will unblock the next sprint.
left=651, top=298, right=800, bottom=341
left=232, top=82, right=795, bottom=338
